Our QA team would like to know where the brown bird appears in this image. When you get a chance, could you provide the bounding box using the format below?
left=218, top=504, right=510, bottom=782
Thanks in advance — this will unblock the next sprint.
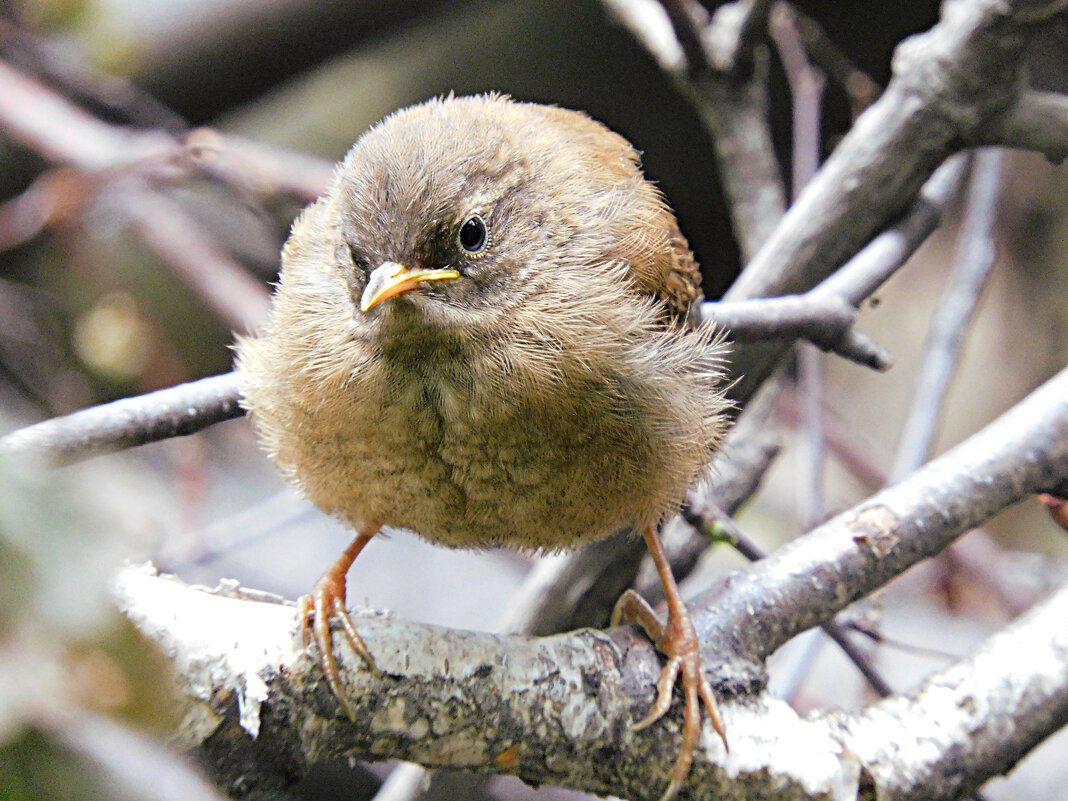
left=236, top=94, right=730, bottom=800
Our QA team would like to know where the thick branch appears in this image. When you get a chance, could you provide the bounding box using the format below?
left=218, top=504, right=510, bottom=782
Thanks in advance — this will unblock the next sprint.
left=118, top=565, right=1068, bottom=801
left=115, top=565, right=856, bottom=801
left=728, top=0, right=1061, bottom=299
left=114, top=365, right=1068, bottom=798
left=116, top=356, right=1068, bottom=797
left=842, top=576, right=1068, bottom=801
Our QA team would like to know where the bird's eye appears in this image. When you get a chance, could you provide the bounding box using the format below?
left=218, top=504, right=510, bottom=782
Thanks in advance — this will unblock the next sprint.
left=458, top=214, right=488, bottom=253
left=348, top=246, right=369, bottom=273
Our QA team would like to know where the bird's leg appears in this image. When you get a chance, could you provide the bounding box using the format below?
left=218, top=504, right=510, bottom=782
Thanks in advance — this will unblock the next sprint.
left=611, top=525, right=727, bottom=801
left=297, top=528, right=379, bottom=719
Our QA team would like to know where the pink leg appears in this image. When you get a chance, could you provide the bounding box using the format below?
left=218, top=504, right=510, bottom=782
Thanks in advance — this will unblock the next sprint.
left=298, top=529, right=378, bottom=719
left=612, top=526, right=727, bottom=801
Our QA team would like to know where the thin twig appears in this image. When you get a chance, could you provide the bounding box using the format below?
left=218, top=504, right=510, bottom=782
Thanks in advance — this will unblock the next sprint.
left=655, top=0, right=711, bottom=73
left=769, top=1, right=829, bottom=531
left=790, top=7, right=882, bottom=119
left=888, top=149, right=1004, bottom=482
left=122, top=187, right=271, bottom=333
left=973, top=89, right=1068, bottom=163
left=0, top=16, right=189, bottom=133
left=602, top=0, right=788, bottom=262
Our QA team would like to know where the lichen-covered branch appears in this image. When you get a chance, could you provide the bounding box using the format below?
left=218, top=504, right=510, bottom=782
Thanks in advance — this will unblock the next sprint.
left=115, top=364, right=1068, bottom=799
left=841, top=576, right=1068, bottom=801
left=115, top=565, right=857, bottom=801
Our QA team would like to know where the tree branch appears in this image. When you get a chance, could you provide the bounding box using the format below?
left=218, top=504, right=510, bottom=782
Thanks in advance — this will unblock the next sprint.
left=0, top=371, right=244, bottom=463
left=888, top=148, right=1003, bottom=482
left=115, top=364, right=1068, bottom=799
left=602, top=0, right=788, bottom=263
left=722, top=0, right=1065, bottom=401
left=841, top=575, right=1068, bottom=801
left=972, top=90, right=1068, bottom=163
left=693, top=364, right=1068, bottom=675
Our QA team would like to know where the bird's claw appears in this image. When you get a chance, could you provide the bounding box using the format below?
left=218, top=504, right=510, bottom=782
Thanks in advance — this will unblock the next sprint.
left=613, top=585, right=727, bottom=801
left=298, top=536, right=379, bottom=720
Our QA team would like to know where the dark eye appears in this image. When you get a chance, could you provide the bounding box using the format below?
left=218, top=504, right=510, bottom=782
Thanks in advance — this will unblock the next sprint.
left=458, top=214, right=487, bottom=253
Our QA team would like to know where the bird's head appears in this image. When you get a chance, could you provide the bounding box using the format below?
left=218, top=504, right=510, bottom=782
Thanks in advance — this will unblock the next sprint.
left=327, top=94, right=646, bottom=334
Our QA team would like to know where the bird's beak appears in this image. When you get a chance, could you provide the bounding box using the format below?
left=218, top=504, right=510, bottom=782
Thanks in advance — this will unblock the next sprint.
left=359, top=261, right=460, bottom=312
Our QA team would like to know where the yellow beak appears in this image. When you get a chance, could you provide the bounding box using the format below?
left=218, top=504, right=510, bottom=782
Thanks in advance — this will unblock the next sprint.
left=360, top=261, right=460, bottom=312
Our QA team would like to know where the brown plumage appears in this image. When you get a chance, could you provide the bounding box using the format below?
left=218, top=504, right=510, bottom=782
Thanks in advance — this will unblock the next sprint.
left=235, top=94, right=730, bottom=800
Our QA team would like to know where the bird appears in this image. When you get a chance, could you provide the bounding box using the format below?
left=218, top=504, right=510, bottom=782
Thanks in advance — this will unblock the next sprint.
left=235, top=93, right=730, bottom=800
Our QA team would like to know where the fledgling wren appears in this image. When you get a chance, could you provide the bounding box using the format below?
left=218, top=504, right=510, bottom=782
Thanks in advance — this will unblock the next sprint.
left=236, top=94, right=730, bottom=800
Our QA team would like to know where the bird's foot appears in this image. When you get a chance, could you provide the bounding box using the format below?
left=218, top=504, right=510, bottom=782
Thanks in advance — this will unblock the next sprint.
left=298, top=533, right=378, bottom=720
left=612, top=587, right=727, bottom=801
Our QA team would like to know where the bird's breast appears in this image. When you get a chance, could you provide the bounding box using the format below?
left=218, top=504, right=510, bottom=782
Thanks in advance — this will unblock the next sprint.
left=301, top=335, right=668, bottom=551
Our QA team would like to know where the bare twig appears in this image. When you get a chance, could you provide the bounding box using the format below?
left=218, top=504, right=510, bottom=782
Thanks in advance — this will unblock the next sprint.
left=0, top=57, right=333, bottom=199
left=0, top=58, right=290, bottom=330
left=655, top=0, right=711, bottom=73
left=700, top=292, right=891, bottom=368
left=0, top=371, right=244, bottom=464
left=0, top=16, right=189, bottom=133
left=696, top=151, right=963, bottom=370
left=790, top=7, right=883, bottom=118
left=727, top=0, right=1060, bottom=299
left=768, top=2, right=826, bottom=199
left=888, top=149, right=1003, bottom=482
left=712, top=0, right=776, bottom=74
left=122, top=188, right=271, bottom=333
left=602, top=0, right=788, bottom=262
left=769, top=1, right=829, bottom=531
left=727, top=152, right=967, bottom=401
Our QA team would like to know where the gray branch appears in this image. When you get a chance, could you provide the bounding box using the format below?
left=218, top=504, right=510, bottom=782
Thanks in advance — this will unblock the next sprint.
left=602, top=0, right=788, bottom=263
left=972, top=90, right=1068, bottom=163
left=0, top=371, right=244, bottom=464
left=693, top=364, right=1068, bottom=676
left=888, top=149, right=1003, bottom=482
left=840, top=576, right=1068, bottom=801
left=722, top=0, right=1065, bottom=402
left=115, top=364, right=1068, bottom=800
